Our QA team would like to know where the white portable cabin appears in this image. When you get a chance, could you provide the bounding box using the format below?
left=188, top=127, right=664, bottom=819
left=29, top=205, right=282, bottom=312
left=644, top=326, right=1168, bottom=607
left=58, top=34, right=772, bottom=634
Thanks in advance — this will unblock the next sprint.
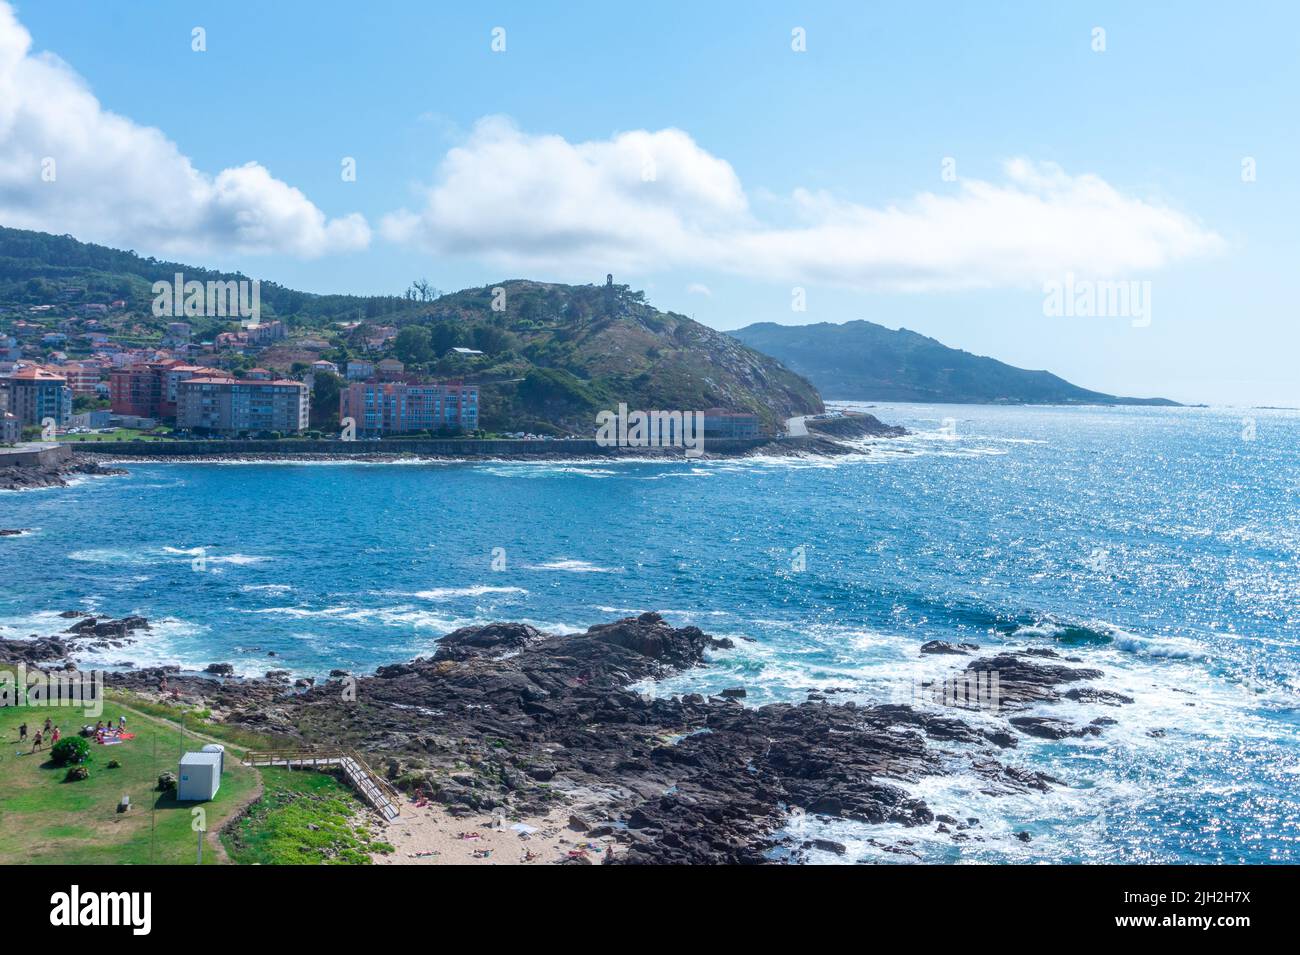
left=177, top=751, right=222, bottom=801
left=201, top=743, right=225, bottom=775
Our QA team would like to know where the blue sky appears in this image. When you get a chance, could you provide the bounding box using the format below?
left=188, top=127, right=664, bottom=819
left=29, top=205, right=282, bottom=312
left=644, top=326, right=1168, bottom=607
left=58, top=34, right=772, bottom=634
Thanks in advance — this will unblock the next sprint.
left=5, top=1, right=1297, bottom=404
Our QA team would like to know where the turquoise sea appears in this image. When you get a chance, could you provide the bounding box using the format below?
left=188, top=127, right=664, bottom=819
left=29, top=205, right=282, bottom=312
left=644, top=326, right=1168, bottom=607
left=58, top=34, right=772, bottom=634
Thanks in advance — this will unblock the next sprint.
left=3, top=402, right=1298, bottom=863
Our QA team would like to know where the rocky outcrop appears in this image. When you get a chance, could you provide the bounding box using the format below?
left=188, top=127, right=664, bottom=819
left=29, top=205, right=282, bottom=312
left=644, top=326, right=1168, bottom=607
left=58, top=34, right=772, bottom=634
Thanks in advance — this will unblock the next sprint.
left=0, top=460, right=126, bottom=491
left=431, top=622, right=547, bottom=662
left=967, top=651, right=1104, bottom=710
left=920, top=640, right=979, bottom=655
left=0, top=608, right=1132, bottom=864
left=805, top=413, right=907, bottom=440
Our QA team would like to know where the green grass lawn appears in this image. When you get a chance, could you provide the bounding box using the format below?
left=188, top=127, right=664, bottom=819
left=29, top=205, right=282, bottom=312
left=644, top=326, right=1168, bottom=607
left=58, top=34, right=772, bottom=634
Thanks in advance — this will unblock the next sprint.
left=221, top=767, right=393, bottom=865
left=0, top=701, right=258, bottom=864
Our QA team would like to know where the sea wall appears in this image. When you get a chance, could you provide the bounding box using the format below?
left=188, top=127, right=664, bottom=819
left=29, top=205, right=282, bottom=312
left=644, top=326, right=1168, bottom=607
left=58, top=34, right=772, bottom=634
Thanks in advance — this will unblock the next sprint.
left=66, top=436, right=787, bottom=458
left=0, top=443, right=73, bottom=467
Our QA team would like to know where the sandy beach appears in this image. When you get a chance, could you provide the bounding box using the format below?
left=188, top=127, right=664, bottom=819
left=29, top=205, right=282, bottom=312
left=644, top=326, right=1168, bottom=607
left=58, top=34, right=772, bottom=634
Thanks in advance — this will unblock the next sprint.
left=374, top=802, right=621, bottom=865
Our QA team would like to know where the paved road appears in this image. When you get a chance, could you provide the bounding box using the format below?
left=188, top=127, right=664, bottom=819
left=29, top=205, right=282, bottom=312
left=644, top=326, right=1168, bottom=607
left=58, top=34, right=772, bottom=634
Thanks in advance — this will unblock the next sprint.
left=785, top=415, right=809, bottom=437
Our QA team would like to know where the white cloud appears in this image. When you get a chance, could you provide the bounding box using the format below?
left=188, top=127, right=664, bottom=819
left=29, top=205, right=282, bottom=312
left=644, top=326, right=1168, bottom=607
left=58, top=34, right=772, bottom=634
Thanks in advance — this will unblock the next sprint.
left=385, top=118, right=1223, bottom=292
left=381, top=116, right=746, bottom=272
left=0, top=1, right=368, bottom=258
left=686, top=282, right=713, bottom=297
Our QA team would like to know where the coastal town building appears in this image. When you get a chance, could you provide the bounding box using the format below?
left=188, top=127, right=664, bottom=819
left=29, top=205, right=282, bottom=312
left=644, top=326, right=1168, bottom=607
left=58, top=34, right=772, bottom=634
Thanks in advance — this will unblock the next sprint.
left=110, top=362, right=226, bottom=420
left=69, top=409, right=112, bottom=429
left=60, top=362, right=103, bottom=395
left=376, top=357, right=405, bottom=380
left=702, top=408, right=762, bottom=439
left=0, top=365, right=72, bottom=426
left=1, top=410, right=18, bottom=444
left=176, top=377, right=309, bottom=434
left=345, top=359, right=374, bottom=380
left=244, top=321, right=286, bottom=346
left=339, top=380, right=478, bottom=435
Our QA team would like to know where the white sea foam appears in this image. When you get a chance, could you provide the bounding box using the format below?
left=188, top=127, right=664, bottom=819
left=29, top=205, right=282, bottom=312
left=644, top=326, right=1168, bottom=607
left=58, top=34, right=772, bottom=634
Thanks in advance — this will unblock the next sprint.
left=525, top=559, right=622, bottom=573
left=242, top=604, right=474, bottom=630
left=409, top=585, right=528, bottom=600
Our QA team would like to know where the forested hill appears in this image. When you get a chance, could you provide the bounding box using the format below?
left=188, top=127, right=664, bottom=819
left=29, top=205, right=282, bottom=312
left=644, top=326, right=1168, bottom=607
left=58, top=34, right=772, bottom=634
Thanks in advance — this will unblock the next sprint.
left=0, top=225, right=410, bottom=324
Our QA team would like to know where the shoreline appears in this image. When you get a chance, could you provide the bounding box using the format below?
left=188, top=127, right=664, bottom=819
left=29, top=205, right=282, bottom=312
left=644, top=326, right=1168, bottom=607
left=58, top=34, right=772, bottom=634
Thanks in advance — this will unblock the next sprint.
left=2, top=611, right=1127, bottom=864
left=1, top=413, right=907, bottom=481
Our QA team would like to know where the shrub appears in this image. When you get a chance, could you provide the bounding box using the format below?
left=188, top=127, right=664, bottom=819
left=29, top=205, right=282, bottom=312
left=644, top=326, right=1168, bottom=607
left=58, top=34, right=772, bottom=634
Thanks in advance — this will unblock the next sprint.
left=50, top=736, right=91, bottom=767
left=157, top=771, right=177, bottom=792
left=64, top=765, right=90, bottom=782
left=107, top=759, right=121, bottom=769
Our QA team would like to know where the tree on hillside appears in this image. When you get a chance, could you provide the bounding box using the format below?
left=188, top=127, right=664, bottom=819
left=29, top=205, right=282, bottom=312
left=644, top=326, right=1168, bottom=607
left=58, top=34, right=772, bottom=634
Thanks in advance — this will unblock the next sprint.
left=406, top=278, right=439, bottom=302
left=395, top=326, right=433, bottom=364
left=429, top=321, right=464, bottom=356
left=310, top=370, right=343, bottom=431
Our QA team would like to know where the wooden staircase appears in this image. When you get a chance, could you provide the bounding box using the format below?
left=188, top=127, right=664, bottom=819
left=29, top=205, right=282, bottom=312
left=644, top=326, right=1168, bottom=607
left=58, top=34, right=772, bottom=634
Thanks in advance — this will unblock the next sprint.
left=243, top=748, right=401, bottom=821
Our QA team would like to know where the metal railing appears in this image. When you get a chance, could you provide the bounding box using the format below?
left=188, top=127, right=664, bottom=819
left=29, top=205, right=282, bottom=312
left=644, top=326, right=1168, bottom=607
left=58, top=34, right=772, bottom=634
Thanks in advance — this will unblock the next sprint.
left=243, top=748, right=400, bottom=820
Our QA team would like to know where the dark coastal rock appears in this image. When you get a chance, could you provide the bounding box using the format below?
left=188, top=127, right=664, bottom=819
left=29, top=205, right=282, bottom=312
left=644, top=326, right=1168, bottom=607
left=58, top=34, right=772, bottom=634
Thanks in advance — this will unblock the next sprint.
left=805, top=413, right=907, bottom=440
left=203, top=663, right=235, bottom=676
left=0, top=460, right=126, bottom=492
left=967, top=652, right=1104, bottom=710
left=65, top=615, right=150, bottom=638
left=920, top=640, right=980, bottom=655
left=1009, top=716, right=1103, bottom=740
left=432, top=622, right=547, bottom=662
left=717, top=687, right=747, bottom=698
left=1064, top=687, right=1134, bottom=706
left=805, top=838, right=847, bottom=855
left=0, top=634, right=76, bottom=666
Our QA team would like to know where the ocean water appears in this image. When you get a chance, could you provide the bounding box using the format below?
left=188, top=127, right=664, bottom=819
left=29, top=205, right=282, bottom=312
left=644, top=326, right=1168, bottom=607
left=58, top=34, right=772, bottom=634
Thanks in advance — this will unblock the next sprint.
left=3, top=402, right=1298, bottom=864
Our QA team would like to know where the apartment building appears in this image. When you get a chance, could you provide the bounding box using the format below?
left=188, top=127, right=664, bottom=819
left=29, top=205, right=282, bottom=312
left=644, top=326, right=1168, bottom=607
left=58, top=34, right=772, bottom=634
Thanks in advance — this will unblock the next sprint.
left=338, top=380, right=478, bottom=436
left=110, top=362, right=226, bottom=419
left=177, top=377, right=309, bottom=434
left=0, top=365, right=72, bottom=427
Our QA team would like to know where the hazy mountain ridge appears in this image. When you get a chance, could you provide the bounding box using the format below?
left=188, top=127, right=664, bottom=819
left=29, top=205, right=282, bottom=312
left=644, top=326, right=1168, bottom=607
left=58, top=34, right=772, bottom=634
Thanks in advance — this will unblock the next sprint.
left=729, top=320, right=1178, bottom=406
